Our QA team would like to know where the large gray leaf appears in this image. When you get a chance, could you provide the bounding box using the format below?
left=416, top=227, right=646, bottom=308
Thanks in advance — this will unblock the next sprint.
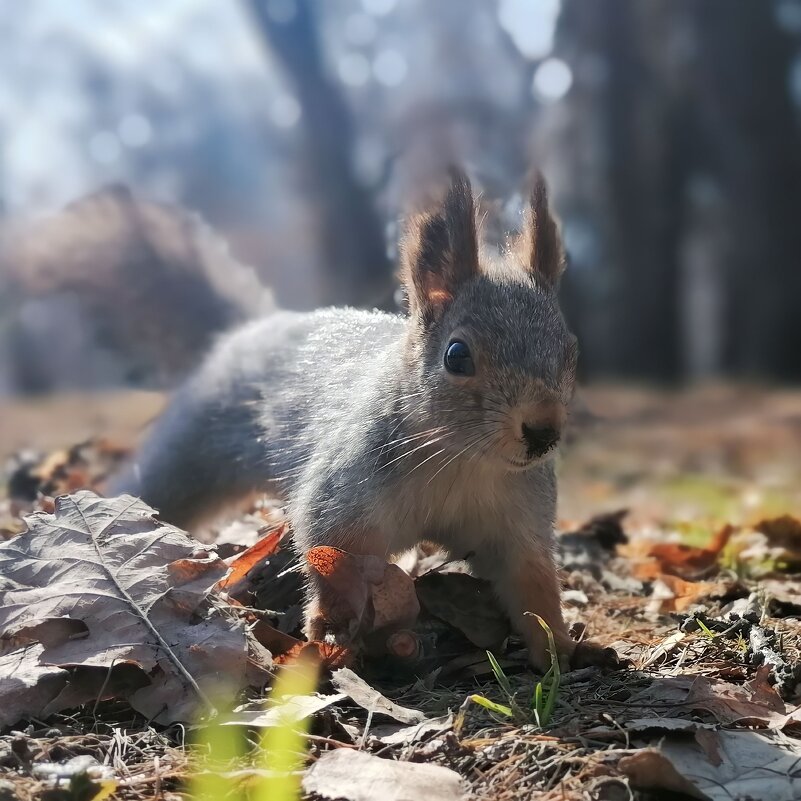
left=0, top=491, right=255, bottom=724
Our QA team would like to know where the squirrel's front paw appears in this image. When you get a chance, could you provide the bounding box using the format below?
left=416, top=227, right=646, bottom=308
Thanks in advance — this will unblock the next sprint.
left=304, top=609, right=360, bottom=646
left=569, top=639, right=627, bottom=671
left=304, top=612, right=330, bottom=644
left=526, top=632, right=575, bottom=673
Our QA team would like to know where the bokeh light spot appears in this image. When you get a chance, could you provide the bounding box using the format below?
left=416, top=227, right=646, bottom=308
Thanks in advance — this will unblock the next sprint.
left=118, top=114, right=152, bottom=148
left=499, top=0, right=561, bottom=60
left=373, top=49, right=407, bottom=87
left=361, top=0, right=397, bottom=16
left=270, top=93, right=301, bottom=128
left=532, top=57, right=573, bottom=102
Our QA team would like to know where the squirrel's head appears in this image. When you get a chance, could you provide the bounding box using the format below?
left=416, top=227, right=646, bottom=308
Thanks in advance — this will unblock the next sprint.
left=399, top=168, right=576, bottom=473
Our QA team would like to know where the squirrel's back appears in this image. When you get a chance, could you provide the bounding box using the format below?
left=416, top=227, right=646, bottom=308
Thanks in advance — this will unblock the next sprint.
left=108, top=307, right=406, bottom=525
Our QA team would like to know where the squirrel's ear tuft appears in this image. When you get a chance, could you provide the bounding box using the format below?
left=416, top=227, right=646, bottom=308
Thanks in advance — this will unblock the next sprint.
left=400, top=167, right=479, bottom=322
left=518, top=171, right=565, bottom=289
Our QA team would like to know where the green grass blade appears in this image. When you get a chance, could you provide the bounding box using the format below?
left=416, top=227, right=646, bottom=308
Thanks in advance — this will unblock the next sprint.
left=469, top=694, right=514, bottom=718
left=254, top=652, right=320, bottom=801
left=533, top=681, right=544, bottom=727
left=528, top=615, right=562, bottom=727
left=486, top=651, right=514, bottom=700
left=696, top=618, right=717, bottom=640
left=190, top=700, right=245, bottom=801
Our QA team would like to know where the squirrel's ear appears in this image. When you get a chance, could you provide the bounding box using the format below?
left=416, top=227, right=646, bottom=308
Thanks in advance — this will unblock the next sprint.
left=400, top=167, right=479, bottom=322
left=518, top=171, right=565, bottom=289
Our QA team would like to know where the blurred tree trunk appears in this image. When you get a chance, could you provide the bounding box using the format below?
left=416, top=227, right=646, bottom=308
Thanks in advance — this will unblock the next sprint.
left=551, top=0, right=801, bottom=381
left=550, top=0, right=685, bottom=381
left=247, top=0, right=393, bottom=309
left=601, top=0, right=685, bottom=380
left=691, top=0, right=801, bottom=380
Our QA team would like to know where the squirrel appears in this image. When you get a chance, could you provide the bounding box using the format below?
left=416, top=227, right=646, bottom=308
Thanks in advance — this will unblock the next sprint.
left=109, top=169, right=618, bottom=672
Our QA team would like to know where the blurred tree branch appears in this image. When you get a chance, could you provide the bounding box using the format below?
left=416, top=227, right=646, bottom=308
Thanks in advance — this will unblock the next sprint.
left=246, top=0, right=393, bottom=309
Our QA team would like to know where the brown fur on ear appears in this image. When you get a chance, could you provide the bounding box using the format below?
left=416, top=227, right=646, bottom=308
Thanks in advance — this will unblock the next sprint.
left=400, top=167, right=479, bottom=322
left=518, top=171, right=565, bottom=289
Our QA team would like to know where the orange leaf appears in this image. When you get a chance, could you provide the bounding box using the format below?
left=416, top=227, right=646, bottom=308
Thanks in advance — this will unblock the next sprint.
left=651, top=573, right=727, bottom=612
left=632, top=558, right=664, bottom=580
left=306, top=545, right=347, bottom=577
left=217, top=523, right=288, bottom=591
left=648, top=524, right=735, bottom=577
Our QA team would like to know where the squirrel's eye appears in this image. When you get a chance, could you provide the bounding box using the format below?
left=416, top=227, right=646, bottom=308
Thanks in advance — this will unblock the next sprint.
left=444, top=340, right=475, bottom=376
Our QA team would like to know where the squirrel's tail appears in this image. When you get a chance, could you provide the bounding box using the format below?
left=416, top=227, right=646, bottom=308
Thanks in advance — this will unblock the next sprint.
left=107, top=379, right=271, bottom=529
left=1, top=184, right=273, bottom=394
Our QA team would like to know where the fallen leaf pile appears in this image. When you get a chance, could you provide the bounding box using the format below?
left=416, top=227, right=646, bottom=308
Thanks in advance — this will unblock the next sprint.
left=2, top=386, right=801, bottom=801
left=6, top=438, right=129, bottom=507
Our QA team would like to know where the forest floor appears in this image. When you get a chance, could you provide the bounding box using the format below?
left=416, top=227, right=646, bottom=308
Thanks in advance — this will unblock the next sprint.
left=2, top=384, right=801, bottom=801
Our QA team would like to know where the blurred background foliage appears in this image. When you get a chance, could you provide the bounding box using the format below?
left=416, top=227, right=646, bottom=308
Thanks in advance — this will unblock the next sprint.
left=1, top=0, right=800, bottom=395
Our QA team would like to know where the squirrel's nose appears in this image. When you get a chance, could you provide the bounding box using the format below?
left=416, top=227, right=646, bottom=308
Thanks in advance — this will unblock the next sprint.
left=521, top=424, right=560, bottom=459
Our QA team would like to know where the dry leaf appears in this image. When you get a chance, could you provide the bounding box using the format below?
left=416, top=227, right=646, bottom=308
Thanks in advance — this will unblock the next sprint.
left=754, top=515, right=801, bottom=568
left=632, top=674, right=798, bottom=730
left=250, top=618, right=303, bottom=656
left=623, top=731, right=801, bottom=801
left=626, top=717, right=718, bottom=733
left=415, top=572, right=510, bottom=649
left=744, top=665, right=786, bottom=713
left=760, top=578, right=801, bottom=616
left=371, top=564, right=420, bottom=632
left=640, top=631, right=686, bottom=668
left=694, top=728, right=723, bottom=767
left=619, top=749, right=708, bottom=799
left=684, top=674, right=788, bottom=728
left=370, top=714, right=454, bottom=746
left=306, top=546, right=385, bottom=632
left=0, top=643, right=69, bottom=728
left=0, top=491, right=259, bottom=725
left=302, top=749, right=466, bottom=801
left=222, top=693, right=347, bottom=728
left=306, top=547, right=420, bottom=640
left=585, top=717, right=716, bottom=738
left=625, top=525, right=735, bottom=581
left=8, top=439, right=131, bottom=504
left=331, top=668, right=426, bottom=724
